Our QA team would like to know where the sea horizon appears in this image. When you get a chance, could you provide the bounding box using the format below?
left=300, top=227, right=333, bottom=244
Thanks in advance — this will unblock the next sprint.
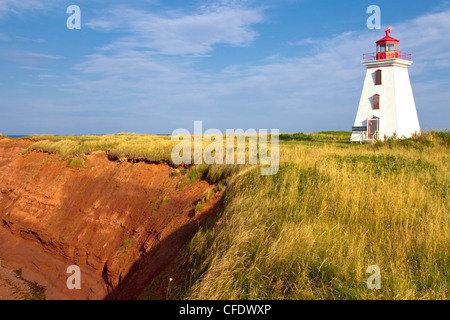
left=3, top=133, right=172, bottom=138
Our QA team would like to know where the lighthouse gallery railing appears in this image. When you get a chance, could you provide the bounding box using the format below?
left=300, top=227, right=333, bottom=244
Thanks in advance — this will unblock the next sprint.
left=362, top=51, right=412, bottom=61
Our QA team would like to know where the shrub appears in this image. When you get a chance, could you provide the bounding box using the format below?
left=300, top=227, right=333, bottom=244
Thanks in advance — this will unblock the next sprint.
left=67, top=156, right=86, bottom=169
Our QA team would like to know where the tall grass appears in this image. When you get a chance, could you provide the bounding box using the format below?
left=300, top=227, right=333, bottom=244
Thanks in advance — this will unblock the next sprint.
left=23, top=133, right=276, bottom=168
left=24, top=134, right=176, bottom=163
left=184, top=131, right=449, bottom=299
left=279, top=131, right=352, bottom=142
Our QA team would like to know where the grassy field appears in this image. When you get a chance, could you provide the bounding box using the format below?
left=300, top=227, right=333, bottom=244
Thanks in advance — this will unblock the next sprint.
left=12, top=131, right=450, bottom=299
left=21, top=131, right=351, bottom=163
left=182, top=131, right=449, bottom=300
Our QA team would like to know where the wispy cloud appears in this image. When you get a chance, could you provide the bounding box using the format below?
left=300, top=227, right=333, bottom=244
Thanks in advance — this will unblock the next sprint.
left=20, top=66, right=46, bottom=70
left=0, top=50, right=61, bottom=64
left=15, top=36, right=46, bottom=43
left=390, top=10, right=450, bottom=71
left=86, top=3, right=264, bottom=56
left=0, top=0, right=47, bottom=19
left=38, top=74, right=58, bottom=78
left=286, top=38, right=321, bottom=47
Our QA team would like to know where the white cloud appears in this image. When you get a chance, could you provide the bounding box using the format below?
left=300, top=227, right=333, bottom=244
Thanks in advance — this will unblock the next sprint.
left=86, top=4, right=264, bottom=56
left=74, top=51, right=177, bottom=77
left=388, top=10, right=450, bottom=72
left=0, top=0, right=48, bottom=19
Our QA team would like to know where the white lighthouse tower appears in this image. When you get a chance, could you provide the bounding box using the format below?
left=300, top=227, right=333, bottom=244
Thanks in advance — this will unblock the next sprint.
left=351, top=27, right=421, bottom=142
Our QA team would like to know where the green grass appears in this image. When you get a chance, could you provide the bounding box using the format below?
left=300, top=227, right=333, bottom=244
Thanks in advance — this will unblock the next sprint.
left=181, top=130, right=449, bottom=300
left=279, top=133, right=313, bottom=141
left=123, top=238, right=134, bottom=247
left=279, top=131, right=352, bottom=143
left=67, top=156, right=86, bottom=169
left=24, top=133, right=176, bottom=163
left=195, top=202, right=205, bottom=213
left=22, top=131, right=353, bottom=167
left=311, top=131, right=352, bottom=141
left=12, top=269, right=46, bottom=300
left=329, top=154, right=437, bottom=176
left=188, top=169, right=199, bottom=182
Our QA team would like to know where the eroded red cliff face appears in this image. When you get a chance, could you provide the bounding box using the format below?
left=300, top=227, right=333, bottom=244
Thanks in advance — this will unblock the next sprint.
left=0, top=138, right=221, bottom=299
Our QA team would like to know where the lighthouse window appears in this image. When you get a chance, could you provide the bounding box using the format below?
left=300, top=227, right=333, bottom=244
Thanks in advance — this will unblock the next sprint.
left=387, top=44, right=395, bottom=51
left=379, top=44, right=386, bottom=52
left=375, top=70, right=382, bottom=85
left=373, top=94, right=380, bottom=110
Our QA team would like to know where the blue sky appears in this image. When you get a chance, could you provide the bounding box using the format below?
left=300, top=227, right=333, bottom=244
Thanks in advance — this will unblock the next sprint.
left=0, top=0, right=449, bottom=135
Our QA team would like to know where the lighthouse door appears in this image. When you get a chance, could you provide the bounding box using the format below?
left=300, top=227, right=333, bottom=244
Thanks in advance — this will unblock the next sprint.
left=368, top=118, right=379, bottom=140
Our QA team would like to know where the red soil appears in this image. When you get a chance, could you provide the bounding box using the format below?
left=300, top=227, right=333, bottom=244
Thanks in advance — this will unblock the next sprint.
left=0, top=138, right=223, bottom=300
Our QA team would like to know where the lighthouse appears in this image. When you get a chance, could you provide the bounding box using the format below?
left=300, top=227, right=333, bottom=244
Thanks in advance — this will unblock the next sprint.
left=351, top=27, right=421, bottom=143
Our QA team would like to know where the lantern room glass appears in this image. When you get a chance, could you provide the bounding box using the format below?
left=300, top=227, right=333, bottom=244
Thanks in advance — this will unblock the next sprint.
left=377, top=43, right=399, bottom=53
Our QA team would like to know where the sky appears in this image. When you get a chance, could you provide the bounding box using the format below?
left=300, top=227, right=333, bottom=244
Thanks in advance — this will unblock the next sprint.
left=0, top=0, right=449, bottom=135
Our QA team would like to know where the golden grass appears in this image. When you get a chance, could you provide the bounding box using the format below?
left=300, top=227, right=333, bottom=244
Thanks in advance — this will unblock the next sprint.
left=24, top=134, right=176, bottom=163
left=23, top=133, right=277, bottom=168
left=184, top=131, right=449, bottom=299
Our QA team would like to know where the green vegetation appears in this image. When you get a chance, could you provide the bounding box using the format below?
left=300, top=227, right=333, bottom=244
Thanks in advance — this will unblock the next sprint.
left=279, top=131, right=352, bottom=143
left=67, top=156, right=86, bottom=169
left=194, top=202, right=205, bottom=213
left=279, top=133, right=313, bottom=141
left=188, top=169, right=199, bottom=182
left=24, top=134, right=176, bottom=163
left=330, top=154, right=437, bottom=176
left=23, top=131, right=353, bottom=166
left=118, top=238, right=135, bottom=255
left=123, top=238, right=134, bottom=247
left=311, top=131, right=352, bottom=141
left=181, top=130, right=448, bottom=300
left=12, top=269, right=46, bottom=300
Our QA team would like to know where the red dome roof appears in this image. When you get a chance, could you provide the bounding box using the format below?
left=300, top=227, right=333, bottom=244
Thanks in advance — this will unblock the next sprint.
left=376, top=27, right=399, bottom=44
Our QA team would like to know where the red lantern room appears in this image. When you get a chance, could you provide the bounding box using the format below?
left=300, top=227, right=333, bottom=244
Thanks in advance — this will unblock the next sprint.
left=376, top=27, right=399, bottom=59
left=363, top=27, right=411, bottom=61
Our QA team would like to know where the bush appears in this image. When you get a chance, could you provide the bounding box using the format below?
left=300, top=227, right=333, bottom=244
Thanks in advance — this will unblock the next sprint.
left=67, top=156, right=86, bottom=169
